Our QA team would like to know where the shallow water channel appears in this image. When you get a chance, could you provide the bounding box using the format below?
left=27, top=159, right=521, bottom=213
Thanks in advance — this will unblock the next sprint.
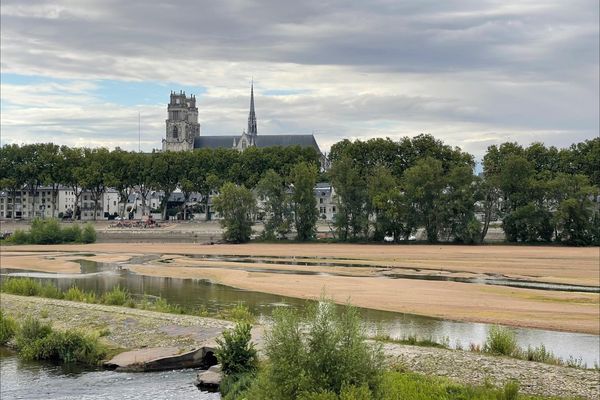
left=2, top=257, right=598, bottom=369
left=0, top=348, right=218, bottom=399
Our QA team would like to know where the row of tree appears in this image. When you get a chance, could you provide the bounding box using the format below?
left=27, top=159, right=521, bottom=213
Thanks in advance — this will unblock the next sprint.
left=0, top=144, right=321, bottom=221
left=0, top=135, right=598, bottom=245
left=326, top=136, right=599, bottom=245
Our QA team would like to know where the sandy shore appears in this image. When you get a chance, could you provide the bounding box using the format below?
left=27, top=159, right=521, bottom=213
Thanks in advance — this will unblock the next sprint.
left=1, top=243, right=599, bottom=334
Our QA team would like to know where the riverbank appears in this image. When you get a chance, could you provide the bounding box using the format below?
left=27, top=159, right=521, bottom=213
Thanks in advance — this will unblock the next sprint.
left=1, top=243, right=598, bottom=334
left=1, top=294, right=598, bottom=399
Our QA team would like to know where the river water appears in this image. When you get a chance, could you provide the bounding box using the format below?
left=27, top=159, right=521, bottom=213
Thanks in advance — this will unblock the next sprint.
left=0, top=348, right=218, bottom=400
left=2, top=259, right=598, bottom=368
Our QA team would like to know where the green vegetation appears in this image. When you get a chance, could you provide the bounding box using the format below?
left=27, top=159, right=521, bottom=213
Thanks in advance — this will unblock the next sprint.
left=216, top=322, right=258, bottom=375
left=222, top=301, right=384, bottom=400
left=100, top=286, right=130, bottom=306
left=0, top=277, right=254, bottom=323
left=479, top=326, right=582, bottom=368
left=483, top=325, right=519, bottom=356
left=220, top=301, right=576, bottom=400
left=1, top=138, right=598, bottom=245
left=213, top=182, right=256, bottom=243
left=0, top=309, right=17, bottom=345
left=257, top=169, right=293, bottom=240
left=7, top=218, right=96, bottom=245
left=5, top=314, right=106, bottom=366
left=374, top=333, right=449, bottom=349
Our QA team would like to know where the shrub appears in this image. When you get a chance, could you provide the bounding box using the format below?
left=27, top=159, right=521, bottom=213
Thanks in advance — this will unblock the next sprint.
left=61, top=224, right=82, bottom=243
left=240, top=301, right=384, bottom=400
left=0, top=309, right=17, bottom=345
left=39, top=283, right=63, bottom=299
left=6, top=219, right=94, bottom=245
left=101, top=286, right=130, bottom=306
left=0, top=278, right=62, bottom=299
left=64, top=287, right=87, bottom=302
left=15, top=316, right=52, bottom=354
left=483, top=325, right=518, bottom=356
left=1, top=277, right=42, bottom=296
left=219, top=304, right=256, bottom=324
left=34, top=330, right=106, bottom=365
left=9, top=230, right=30, bottom=244
left=216, top=322, right=258, bottom=376
left=81, top=223, right=97, bottom=243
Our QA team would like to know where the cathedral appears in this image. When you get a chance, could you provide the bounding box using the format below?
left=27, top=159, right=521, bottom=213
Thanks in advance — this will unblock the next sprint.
left=162, top=84, right=322, bottom=154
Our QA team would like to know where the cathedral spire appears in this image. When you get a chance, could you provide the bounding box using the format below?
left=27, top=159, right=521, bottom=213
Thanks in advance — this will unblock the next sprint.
left=247, top=80, right=257, bottom=139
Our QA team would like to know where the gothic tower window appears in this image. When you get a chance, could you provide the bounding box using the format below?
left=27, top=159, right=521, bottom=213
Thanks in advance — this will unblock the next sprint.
left=173, top=126, right=179, bottom=139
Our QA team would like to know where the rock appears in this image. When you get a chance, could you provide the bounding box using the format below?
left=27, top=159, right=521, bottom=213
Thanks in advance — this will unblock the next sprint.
left=196, top=364, right=222, bottom=392
left=104, top=346, right=217, bottom=372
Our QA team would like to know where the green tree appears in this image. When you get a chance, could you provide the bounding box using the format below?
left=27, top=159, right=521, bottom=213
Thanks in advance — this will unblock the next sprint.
left=0, top=144, right=25, bottom=220
left=106, top=149, right=136, bottom=219
left=213, top=182, right=256, bottom=243
left=257, top=169, right=292, bottom=240
left=149, top=151, right=183, bottom=220
left=61, top=146, right=85, bottom=219
left=79, top=148, right=111, bottom=220
left=503, top=203, right=554, bottom=243
left=442, top=164, right=481, bottom=244
left=290, top=162, right=318, bottom=241
left=402, top=157, right=446, bottom=243
left=330, top=156, right=368, bottom=240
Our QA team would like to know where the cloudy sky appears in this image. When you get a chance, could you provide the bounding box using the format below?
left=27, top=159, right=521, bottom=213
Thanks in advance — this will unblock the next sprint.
left=1, top=0, right=598, bottom=158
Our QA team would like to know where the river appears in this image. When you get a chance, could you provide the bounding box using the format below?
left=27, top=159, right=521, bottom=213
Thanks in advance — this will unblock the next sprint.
left=0, top=348, right=218, bottom=400
left=2, top=259, right=598, bottom=368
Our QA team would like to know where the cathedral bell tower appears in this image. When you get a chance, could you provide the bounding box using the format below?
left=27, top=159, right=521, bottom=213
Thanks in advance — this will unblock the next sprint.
left=162, top=91, right=200, bottom=151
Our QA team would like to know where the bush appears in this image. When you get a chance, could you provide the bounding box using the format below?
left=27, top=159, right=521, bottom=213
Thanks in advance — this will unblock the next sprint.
left=9, top=230, right=31, bottom=244
left=101, top=286, right=130, bottom=306
left=14, top=315, right=105, bottom=365
left=0, top=278, right=62, bottom=299
left=6, top=219, right=95, bottom=245
left=81, top=223, right=97, bottom=243
left=34, top=329, right=106, bottom=365
left=1, top=277, right=43, bottom=296
left=64, top=287, right=87, bottom=302
left=61, top=224, right=82, bottom=243
left=0, top=309, right=17, bottom=345
left=483, top=326, right=518, bottom=356
left=15, top=316, right=52, bottom=352
left=218, top=304, right=256, bottom=324
left=239, top=301, right=383, bottom=400
left=216, top=322, right=258, bottom=376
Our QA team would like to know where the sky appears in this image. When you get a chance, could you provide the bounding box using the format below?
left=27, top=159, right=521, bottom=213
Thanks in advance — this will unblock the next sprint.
left=1, top=0, right=598, bottom=158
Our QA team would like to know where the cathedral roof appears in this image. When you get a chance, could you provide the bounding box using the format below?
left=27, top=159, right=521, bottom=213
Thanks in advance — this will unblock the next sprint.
left=194, top=134, right=320, bottom=152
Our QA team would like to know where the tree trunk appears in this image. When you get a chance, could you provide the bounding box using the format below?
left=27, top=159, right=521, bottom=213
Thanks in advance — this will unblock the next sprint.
left=204, top=194, right=211, bottom=221
left=11, top=189, right=16, bottom=220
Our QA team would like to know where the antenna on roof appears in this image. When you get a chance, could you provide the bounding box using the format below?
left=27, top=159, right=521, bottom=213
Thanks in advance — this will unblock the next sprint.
left=138, top=112, right=141, bottom=152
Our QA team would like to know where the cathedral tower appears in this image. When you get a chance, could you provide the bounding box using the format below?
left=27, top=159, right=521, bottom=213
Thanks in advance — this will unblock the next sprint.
left=162, top=91, right=200, bottom=151
left=247, top=82, right=257, bottom=143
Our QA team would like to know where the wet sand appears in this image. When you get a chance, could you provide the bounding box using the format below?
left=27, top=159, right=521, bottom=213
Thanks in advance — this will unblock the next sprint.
left=1, top=243, right=598, bottom=334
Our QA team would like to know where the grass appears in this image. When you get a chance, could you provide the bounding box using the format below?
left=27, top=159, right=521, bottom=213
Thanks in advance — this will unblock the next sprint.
left=0, top=277, right=255, bottom=323
left=374, top=333, right=449, bottom=349
left=0, top=309, right=17, bottom=345
left=484, top=325, right=519, bottom=356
